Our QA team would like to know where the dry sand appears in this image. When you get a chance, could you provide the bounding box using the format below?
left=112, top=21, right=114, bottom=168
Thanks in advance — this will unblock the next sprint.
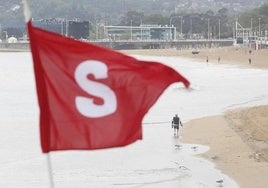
left=122, top=46, right=268, bottom=69
left=122, top=47, right=268, bottom=188
left=182, top=107, right=268, bottom=188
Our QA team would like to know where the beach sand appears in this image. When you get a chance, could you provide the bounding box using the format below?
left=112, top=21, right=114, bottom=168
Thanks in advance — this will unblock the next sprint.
left=181, top=107, right=268, bottom=188
left=122, top=47, right=268, bottom=187
left=122, top=46, right=268, bottom=69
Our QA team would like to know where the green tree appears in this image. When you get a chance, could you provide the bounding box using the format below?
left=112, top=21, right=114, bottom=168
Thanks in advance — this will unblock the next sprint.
left=238, top=4, right=268, bottom=33
left=143, top=14, right=168, bottom=25
left=119, top=11, right=144, bottom=26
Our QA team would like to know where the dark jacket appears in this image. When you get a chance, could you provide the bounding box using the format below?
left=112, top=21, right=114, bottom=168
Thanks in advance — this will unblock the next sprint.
left=172, top=116, right=180, bottom=125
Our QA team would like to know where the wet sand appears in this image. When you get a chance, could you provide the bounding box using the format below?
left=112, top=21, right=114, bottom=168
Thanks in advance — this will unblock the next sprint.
left=122, top=47, right=268, bottom=188
left=181, top=106, right=268, bottom=188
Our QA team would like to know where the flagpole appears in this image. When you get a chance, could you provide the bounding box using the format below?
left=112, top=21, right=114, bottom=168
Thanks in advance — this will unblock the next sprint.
left=22, top=0, right=31, bottom=23
left=22, top=0, right=55, bottom=187
left=46, top=153, right=55, bottom=188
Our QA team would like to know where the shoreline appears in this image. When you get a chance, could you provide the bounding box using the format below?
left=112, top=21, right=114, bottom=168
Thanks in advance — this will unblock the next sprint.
left=122, top=47, right=268, bottom=187
left=121, top=46, right=268, bottom=69
left=0, top=48, right=30, bottom=52
left=181, top=106, right=268, bottom=188
left=2, top=46, right=267, bottom=187
left=2, top=45, right=267, bottom=69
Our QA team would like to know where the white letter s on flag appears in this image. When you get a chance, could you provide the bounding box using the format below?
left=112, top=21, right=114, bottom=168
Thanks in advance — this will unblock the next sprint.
left=75, top=60, right=117, bottom=118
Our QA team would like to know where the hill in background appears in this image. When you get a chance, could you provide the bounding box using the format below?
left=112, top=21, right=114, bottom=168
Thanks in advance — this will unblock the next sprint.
left=0, top=0, right=268, bottom=27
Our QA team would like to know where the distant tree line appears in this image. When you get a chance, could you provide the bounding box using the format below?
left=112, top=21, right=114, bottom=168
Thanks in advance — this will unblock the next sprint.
left=236, top=4, right=268, bottom=35
left=1, top=2, right=268, bottom=40
left=117, top=4, right=268, bottom=39
left=118, top=8, right=231, bottom=39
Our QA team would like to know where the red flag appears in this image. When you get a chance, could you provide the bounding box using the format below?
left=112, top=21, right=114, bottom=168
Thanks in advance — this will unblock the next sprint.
left=27, top=21, right=190, bottom=153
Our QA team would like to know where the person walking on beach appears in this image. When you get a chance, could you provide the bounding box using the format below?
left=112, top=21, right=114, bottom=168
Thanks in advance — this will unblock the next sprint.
left=249, top=58, right=252, bottom=64
left=218, top=56, right=221, bottom=63
left=172, top=114, right=183, bottom=136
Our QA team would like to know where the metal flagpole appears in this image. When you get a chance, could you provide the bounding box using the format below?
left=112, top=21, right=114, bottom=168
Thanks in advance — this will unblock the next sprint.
left=22, top=0, right=31, bottom=23
left=22, top=0, right=55, bottom=187
left=46, top=153, right=55, bottom=188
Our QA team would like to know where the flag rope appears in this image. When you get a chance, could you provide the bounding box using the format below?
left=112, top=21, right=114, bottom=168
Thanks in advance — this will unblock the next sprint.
left=143, top=121, right=170, bottom=125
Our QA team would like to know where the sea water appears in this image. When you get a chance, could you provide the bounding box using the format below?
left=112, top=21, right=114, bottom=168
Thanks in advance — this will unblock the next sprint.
left=1, top=52, right=268, bottom=187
